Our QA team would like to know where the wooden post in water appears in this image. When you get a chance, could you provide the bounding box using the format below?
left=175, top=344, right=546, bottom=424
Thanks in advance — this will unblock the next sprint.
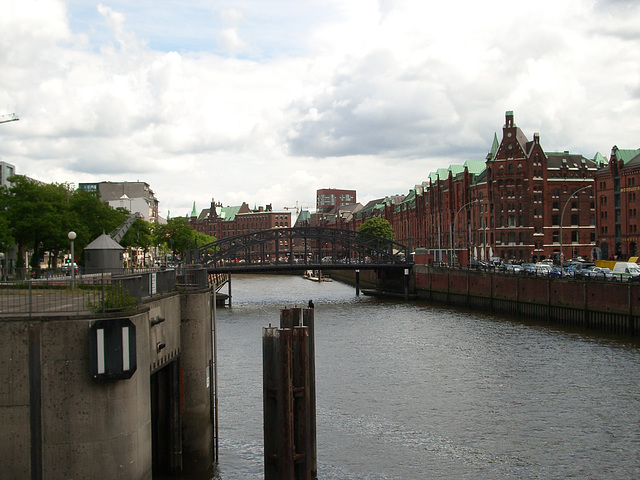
left=263, top=307, right=317, bottom=480
left=302, top=307, right=317, bottom=480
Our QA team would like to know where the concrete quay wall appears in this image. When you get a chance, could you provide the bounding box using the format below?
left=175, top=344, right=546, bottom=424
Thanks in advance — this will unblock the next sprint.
left=415, top=266, right=639, bottom=335
left=0, top=288, right=215, bottom=480
left=329, top=267, right=639, bottom=336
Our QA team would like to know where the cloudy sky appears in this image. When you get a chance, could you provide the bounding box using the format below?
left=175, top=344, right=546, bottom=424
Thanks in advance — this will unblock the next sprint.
left=1, top=0, right=639, bottom=219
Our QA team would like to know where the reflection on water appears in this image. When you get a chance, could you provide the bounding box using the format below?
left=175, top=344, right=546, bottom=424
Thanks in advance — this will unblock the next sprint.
left=211, top=274, right=640, bottom=480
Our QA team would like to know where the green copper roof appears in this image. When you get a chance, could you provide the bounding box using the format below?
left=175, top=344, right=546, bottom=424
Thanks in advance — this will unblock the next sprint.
left=487, top=133, right=499, bottom=161
left=463, top=160, right=486, bottom=175
left=612, top=147, right=640, bottom=163
left=191, top=201, right=197, bottom=217
left=594, top=151, right=607, bottom=167
left=217, top=205, right=244, bottom=222
left=449, top=164, right=464, bottom=175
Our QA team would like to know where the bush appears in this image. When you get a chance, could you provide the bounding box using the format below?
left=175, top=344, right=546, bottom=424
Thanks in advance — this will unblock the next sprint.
left=89, top=282, right=139, bottom=313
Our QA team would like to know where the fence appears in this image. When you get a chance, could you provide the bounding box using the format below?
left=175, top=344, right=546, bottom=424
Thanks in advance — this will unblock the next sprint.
left=0, top=268, right=177, bottom=317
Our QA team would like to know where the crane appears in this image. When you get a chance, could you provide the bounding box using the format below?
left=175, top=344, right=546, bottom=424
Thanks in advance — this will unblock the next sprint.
left=283, top=201, right=312, bottom=214
left=109, top=212, right=143, bottom=244
left=0, top=113, right=18, bottom=124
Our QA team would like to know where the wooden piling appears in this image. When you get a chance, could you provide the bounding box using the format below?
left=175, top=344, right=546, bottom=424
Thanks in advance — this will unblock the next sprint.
left=263, top=308, right=317, bottom=480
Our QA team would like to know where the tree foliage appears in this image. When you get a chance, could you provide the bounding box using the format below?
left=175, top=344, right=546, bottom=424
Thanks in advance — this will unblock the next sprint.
left=357, top=217, right=395, bottom=241
left=121, top=218, right=154, bottom=251
left=153, top=217, right=215, bottom=257
left=0, top=176, right=214, bottom=271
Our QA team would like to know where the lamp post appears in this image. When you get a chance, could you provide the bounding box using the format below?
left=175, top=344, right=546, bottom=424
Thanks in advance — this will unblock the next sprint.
left=68, top=231, right=76, bottom=291
left=560, top=185, right=592, bottom=265
left=450, top=199, right=478, bottom=267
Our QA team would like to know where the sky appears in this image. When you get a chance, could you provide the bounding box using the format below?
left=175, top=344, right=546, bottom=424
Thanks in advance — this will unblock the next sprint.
left=1, top=0, right=639, bottom=219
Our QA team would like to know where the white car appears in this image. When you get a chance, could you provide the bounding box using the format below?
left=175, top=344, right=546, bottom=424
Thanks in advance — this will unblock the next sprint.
left=588, top=267, right=614, bottom=280
left=534, top=264, right=552, bottom=276
left=505, top=264, right=522, bottom=274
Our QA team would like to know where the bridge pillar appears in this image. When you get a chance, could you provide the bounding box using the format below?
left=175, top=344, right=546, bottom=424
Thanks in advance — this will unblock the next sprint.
left=180, top=289, right=215, bottom=474
left=355, top=270, right=360, bottom=296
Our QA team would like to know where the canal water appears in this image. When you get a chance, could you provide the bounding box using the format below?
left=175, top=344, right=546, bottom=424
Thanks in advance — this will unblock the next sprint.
left=212, top=274, right=640, bottom=479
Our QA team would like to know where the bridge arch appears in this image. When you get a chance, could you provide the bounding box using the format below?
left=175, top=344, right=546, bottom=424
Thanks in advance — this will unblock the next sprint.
left=197, top=227, right=412, bottom=273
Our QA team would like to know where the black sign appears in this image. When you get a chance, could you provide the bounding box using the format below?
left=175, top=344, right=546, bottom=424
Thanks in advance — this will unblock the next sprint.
left=89, top=318, right=137, bottom=381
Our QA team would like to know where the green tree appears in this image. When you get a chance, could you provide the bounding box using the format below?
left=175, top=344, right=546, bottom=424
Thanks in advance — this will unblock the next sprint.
left=194, top=230, right=217, bottom=253
left=4, top=176, right=75, bottom=272
left=0, top=188, right=15, bottom=253
left=69, top=188, right=128, bottom=255
left=153, top=217, right=217, bottom=261
left=121, top=218, right=153, bottom=250
left=154, top=217, right=197, bottom=258
left=357, top=217, right=395, bottom=240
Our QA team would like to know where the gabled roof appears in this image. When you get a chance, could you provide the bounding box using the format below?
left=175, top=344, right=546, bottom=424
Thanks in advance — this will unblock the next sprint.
left=85, top=233, right=124, bottom=251
left=217, top=205, right=242, bottom=222
left=296, top=210, right=311, bottom=224
left=449, top=164, right=465, bottom=176
left=358, top=198, right=385, bottom=217
left=612, top=146, right=640, bottom=163
left=463, top=160, right=486, bottom=175
left=594, top=152, right=607, bottom=167
left=622, top=152, right=640, bottom=170
left=546, top=152, right=596, bottom=170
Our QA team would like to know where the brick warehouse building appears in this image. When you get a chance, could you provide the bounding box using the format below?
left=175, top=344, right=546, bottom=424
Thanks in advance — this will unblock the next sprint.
left=185, top=113, right=636, bottom=267
left=189, top=199, right=292, bottom=260
left=342, top=111, right=609, bottom=265
left=595, top=146, right=640, bottom=260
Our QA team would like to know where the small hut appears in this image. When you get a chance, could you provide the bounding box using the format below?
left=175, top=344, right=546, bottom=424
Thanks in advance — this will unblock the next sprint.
left=83, top=233, right=124, bottom=273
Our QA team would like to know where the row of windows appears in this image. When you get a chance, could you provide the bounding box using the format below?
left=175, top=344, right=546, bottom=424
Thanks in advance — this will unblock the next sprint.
left=492, top=231, right=596, bottom=244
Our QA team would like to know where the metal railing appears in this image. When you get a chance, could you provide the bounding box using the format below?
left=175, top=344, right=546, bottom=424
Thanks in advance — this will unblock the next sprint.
left=0, top=268, right=177, bottom=317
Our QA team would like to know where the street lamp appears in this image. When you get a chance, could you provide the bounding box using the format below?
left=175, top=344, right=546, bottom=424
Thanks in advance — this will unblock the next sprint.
left=450, top=199, right=478, bottom=267
left=559, top=185, right=592, bottom=265
left=68, top=231, right=76, bottom=290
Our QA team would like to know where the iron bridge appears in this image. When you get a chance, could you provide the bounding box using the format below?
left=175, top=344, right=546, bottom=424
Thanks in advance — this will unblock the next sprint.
left=197, top=226, right=413, bottom=274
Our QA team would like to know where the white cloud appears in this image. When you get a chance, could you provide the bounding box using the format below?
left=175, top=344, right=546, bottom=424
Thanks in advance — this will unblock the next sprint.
left=0, top=0, right=639, bottom=220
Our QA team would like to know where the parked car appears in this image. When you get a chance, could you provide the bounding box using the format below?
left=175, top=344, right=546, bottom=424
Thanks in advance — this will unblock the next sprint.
left=549, top=267, right=563, bottom=278
left=588, top=266, right=614, bottom=281
left=520, top=263, right=536, bottom=275
left=534, top=264, right=553, bottom=276
left=505, top=263, right=522, bottom=274
left=60, top=263, right=78, bottom=275
left=566, top=262, right=595, bottom=279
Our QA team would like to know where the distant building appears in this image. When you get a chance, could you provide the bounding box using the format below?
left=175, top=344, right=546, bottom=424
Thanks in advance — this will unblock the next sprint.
left=79, top=181, right=160, bottom=223
left=0, top=161, right=16, bottom=188
left=335, top=111, right=602, bottom=265
left=594, top=146, right=640, bottom=259
left=316, top=188, right=356, bottom=213
left=190, top=199, right=291, bottom=240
